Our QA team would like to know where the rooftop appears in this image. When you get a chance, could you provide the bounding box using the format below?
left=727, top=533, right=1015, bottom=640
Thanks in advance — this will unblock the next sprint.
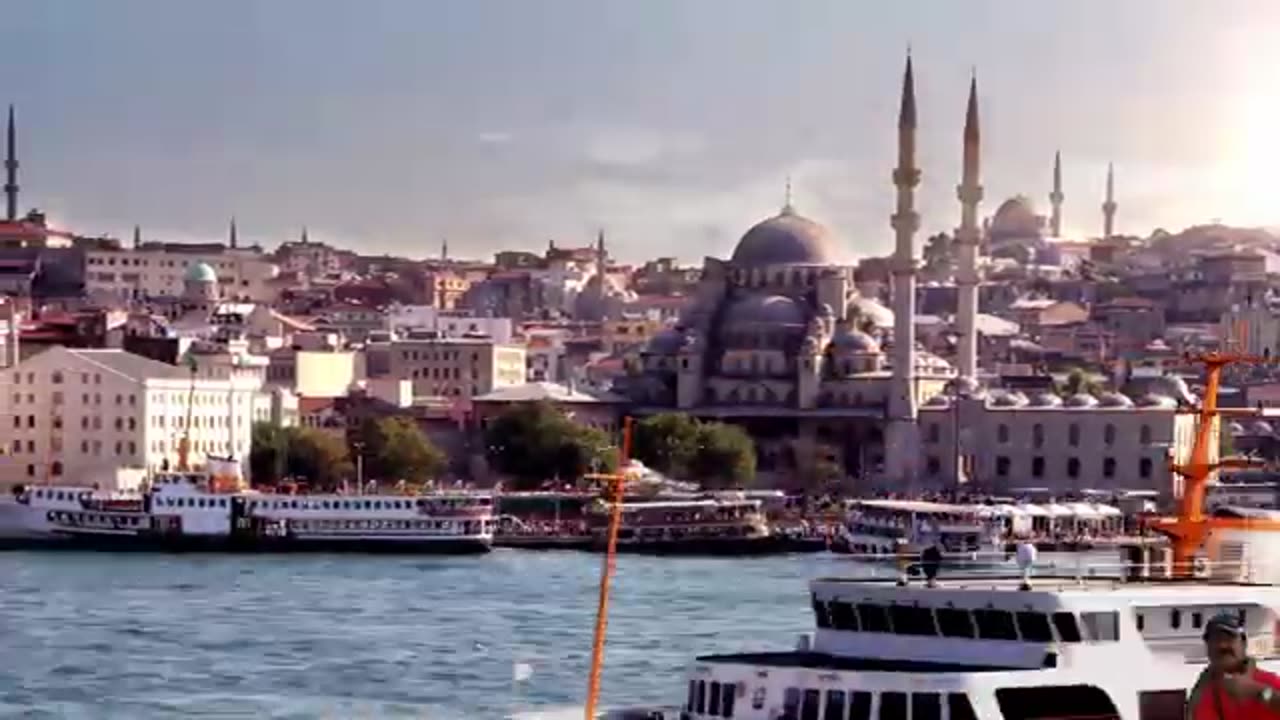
left=472, top=381, right=623, bottom=404
left=64, top=348, right=190, bottom=382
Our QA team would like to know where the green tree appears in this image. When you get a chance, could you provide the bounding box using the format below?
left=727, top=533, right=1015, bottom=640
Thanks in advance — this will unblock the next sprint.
left=922, top=232, right=953, bottom=275
left=285, top=427, right=354, bottom=490
left=632, top=412, right=702, bottom=477
left=356, top=416, right=447, bottom=483
left=687, top=422, right=756, bottom=490
left=249, top=421, right=289, bottom=486
left=1057, top=368, right=1103, bottom=397
left=484, top=401, right=617, bottom=490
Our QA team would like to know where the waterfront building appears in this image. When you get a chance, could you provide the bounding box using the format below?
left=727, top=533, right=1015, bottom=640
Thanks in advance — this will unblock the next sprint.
left=370, top=333, right=526, bottom=401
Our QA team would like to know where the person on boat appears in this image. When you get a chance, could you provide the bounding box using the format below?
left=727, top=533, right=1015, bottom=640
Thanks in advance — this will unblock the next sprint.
left=1188, top=612, right=1280, bottom=718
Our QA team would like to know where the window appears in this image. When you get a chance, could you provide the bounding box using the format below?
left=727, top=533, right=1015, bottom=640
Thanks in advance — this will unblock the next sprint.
left=783, top=688, right=800, bottom=718
left=849, top=692, right=872, bottom=720
left=973, top=609, right=1018, bottom=640
left=1138, top=690, right=1187, bottom=720
left=1067, top=457, right=1080, bottom=478
left=811, top=595, right=831, bottom=628
left=51, top=371, right=62, bottom=384
left=856, top=604, right=891, bottom=633
left=1140, top=424, right=1152, bottom=444
left=801, top=689, right=820, bottom=720
left=1103, top=457, right=1116, bottom=478
left=1016, top=612, right=1053, bottom=642
left=1068, top=423, right=1080, bottom=446
left=996, top=456, right=1011, bottom=477
left=948, top=694, right=979, bottom=720
left=912, top=693, right=942, bottom=720
left=928, top=423, right=940, bottom=443
left=926, top=456, right=941, bottom=476
left=1104, top=423, right=1116, bottom=445
left=51, top=461, right=62, bottom=476
left=878, top=692, right=907, bottom=720
left=1032, top=456, right=1045, bottom=477
left=828, top=600, right=857, bottom=631
left=1170, top=609, right=1181, bottom=630
left=998, top=424, right=1010, bottom=443
left=720, top=683, right=735, bottom=718
left=889, top=605, right=936, bottom=636
left=1032, top=424, right=1043, bottom=448
left=1192, top=611, right=1203, bottom=629
left=708, top=681, right=721, bottom=716
left=995, top=686, right=1120, bottom=720
left=695, top=681, right=706, bottom=714
left=824, top=690, right=846, bottom=720
left=1081, top=611, right=1120, bottom=641
left=937, top=608, right=975, bottom=638
left=1139, top=457, right=1153, bottom=478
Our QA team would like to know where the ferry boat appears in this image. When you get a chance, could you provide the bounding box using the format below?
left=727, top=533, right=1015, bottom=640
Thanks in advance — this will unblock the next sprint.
left=585, top=497, right=822, bottom=556
left=2, top=470, right=496, bottom=554
left=834, top=499, right=1005, bottom=564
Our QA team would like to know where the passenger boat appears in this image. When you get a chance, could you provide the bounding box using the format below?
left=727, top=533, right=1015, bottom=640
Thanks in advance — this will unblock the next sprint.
left=833, top=499, right=1006, bottom=567
left=1, top=470, right=495, bottom=554
left=585, top=497, right=821, bottom=556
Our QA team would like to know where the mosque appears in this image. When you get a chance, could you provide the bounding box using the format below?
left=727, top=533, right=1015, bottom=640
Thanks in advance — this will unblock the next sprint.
left=620, top=58, right=1199, bottom=497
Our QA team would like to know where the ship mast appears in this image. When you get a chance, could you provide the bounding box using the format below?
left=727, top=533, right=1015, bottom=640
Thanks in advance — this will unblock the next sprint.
left=1150, top=323, right=1271, bottom=576
left=582, top=416, right=633, bottom=720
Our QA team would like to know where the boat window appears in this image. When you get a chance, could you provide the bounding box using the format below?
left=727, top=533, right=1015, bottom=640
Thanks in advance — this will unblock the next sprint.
left=720, top=683, right=735, bottom=718
left=973, top=609, right=1018, bottom=640
left=1170, top=609, right=1181, bottom=630
left=1136, top=613, right=1145, bottom=632
left=708, top=681, right=721, bottom=716
left=695, top=680, right=706, bottom=713
left=801, top=689, right=820, bottom=720
left=1016, top=612, right=1053, bottom=642
left=995, top=685, right=1120, bottom=720
left=1138, top=689, right=1186, bottom=719
left=1191, top=611, right=1203, bottom=629
left=811, top=595, right=831, bottom=629
left=1052, top=612, right=1082, bottom=642
left=936, top=608, right=975, bottom=638
left=889, top=605, right=936, bottom=636
left=856, top=604, right=891, bottom=633
left=828, top=600, right=858, bottom=631
left=823, top=690, right=845, bottom=720
left=912, top=692, right=942, bottom=720
left=1239, top=609, right=1247, bottom=623
left=783, top=688, right=800, bottom=717
left=947, top=693, right=979, bottom=720
left=849, top=691, right=872, bottom=720
left=878, top=691, right=906, bottom=720
left=1081, top=611, right=1120, bottom=641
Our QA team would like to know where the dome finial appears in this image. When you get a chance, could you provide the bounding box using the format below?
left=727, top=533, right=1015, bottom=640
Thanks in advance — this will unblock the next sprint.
left=781, top=175, right=795, bottom=215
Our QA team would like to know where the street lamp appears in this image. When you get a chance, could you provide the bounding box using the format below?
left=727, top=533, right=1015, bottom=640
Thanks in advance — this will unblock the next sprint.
left=352, top=440, right=365, bottom=493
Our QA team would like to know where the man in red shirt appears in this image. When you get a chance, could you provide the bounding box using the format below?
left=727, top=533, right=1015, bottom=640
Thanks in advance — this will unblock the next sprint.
left=1188, top=613, right=1280, bottom=719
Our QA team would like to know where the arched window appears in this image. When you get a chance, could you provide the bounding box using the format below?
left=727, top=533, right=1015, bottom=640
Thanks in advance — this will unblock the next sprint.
left=51, top=461, right=63, bottom=477
left=928, top=423, right=941, bottom=444
left=1139, top=457, right=1153, bottom=478
left=1067, top=457, right=1081, bottom=478
left=50, top=371, right=63, bottom=384
left=1103, top=457, right=1116, bottom=478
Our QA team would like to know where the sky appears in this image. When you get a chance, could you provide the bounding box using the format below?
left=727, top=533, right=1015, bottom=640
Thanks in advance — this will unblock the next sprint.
left=1, top=0, right=1279, bottom=264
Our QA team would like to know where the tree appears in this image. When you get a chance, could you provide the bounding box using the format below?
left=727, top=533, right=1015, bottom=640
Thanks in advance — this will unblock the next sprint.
left=484, top=401, right=617, bottom=490
left=249, top=421, right=289, bottom=486
left=922, top=232, right=954, bottom=276
left=687, top=422, right=756, bottom=490
left=632, top=413, right=702, bottom=477
left=356, top=416, right=447, bottom=483
left=285, top=427, right=354, bottom=490
left=1057, top=367, right=1103, bottom=397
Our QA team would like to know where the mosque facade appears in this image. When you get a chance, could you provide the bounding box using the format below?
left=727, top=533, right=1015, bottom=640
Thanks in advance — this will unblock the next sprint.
left=620, top=58, right=1200, bottom=497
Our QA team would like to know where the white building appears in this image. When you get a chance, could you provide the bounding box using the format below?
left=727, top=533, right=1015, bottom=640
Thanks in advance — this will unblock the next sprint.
left=84, top=245, right=279, bottom=302
left=0, top=347, right=266, bottom=490
left=385, top=305, right=514, bottom=343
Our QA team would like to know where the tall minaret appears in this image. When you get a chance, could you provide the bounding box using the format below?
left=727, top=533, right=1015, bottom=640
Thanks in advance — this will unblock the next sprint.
left=441, top=238, right=449, bottom=261
left=228, top=217, right=238, bottom=249
left=300, top=226, right=309, bottom=244
left=5, top=105, right=19, bottom=222
left=1102, top=162, right=1117, bottom=238
left=1049, top=151, right=1064, bottom=237
left=132, top=225, right=142, bottom=250
left=954, top=74, right=983, bottom=382
left=885, top=54, right=922, bottom=487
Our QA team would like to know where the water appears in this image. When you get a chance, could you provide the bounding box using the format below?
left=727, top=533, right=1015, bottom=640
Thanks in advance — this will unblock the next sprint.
left=0, top=549, right=865, bottom=719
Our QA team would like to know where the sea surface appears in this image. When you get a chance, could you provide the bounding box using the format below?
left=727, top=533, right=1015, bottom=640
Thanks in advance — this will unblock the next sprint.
left=0, top=549, right=870, bottom=719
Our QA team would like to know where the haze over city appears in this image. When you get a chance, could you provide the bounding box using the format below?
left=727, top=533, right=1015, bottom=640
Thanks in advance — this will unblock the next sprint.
left=3, top=0, right=1278, bottom=261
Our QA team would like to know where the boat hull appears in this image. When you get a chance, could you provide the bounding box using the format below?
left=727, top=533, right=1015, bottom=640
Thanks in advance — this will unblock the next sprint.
left=0, top=532, right=493, bottom=555
left=600, top=535, right=828, bottom=556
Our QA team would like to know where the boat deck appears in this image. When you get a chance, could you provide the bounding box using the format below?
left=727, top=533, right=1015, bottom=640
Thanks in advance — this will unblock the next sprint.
left=694, top=651, right=1017, bottom=674
left=814, top=573, right=1280, bottom=593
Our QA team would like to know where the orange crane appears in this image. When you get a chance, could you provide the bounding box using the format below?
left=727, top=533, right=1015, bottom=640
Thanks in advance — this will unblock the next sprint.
left=1148, top=333, right=1277, bottom=576
left=581, top=416, right=634, bottom=720
left=174, top=353, right=198, bottom=472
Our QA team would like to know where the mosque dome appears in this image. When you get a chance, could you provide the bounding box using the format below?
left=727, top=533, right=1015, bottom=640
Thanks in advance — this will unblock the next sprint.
left=848, top=297, right=894, bottom=329
left=1028, top=392, right=1064, bottom=408
left=989, top=391, right=1029, bottom=408
left=1137, top=393, right=1178, bottom=409
left=943, top=376, right=984, bottom=399
left=989, top=195, right=1041, bottom=237
left=1097, top=392, right=1136, bottom=408
left=730, top=208, right=839, bottom=267
left=1064, top=393, right=1100, bottom=408
left=831, top=328, right=880, bottom=354
left=1251, top=420, right=1275, bottom=436
left=184, top=262, right=218, bottom=284
left=724, top=294, right=807, bottom=326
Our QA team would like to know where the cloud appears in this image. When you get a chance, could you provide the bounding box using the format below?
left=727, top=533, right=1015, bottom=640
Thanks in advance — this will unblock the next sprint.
left=476, top=131, right=514, bottom=145
left=581, top=127, right=703, bottom=169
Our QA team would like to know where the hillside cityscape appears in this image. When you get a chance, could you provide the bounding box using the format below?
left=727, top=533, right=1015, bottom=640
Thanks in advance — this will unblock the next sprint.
left=0, top=60, right=1274, bottom=503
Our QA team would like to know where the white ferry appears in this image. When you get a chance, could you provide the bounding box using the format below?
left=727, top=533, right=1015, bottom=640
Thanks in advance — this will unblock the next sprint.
left=585, top=498, right=821, bottom=555
left=836, top=499, right=1004, bottom=560
left=1, top=470, right=496, bottom=554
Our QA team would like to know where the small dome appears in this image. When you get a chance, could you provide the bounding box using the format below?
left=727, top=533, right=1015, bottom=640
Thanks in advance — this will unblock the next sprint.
left=1228, top=421, right=1247, bottom=435
left=1098, top=392, right=1136, bottom=408
left=989, top=391, right=1029, bottom=408
left=1028, top=392, right=1064, bottom=407
left=1137, top=393, right=1178, bottom=409
left=731, top=209, right=839, bottom=267
left=185, top=262, right=217, bottom=283
left=923, top=394, right=951, bottom=408
left=831, top=328, right=880, bottom=354
left=724, top=294, right=807, bottom=326
left=944, top=376, right=984, bottom=398
left=645, top=328, right=685, bottom=354
left=1149, top=375, right=1196, bottom=405
left=848, top=297, right=894, bottom=329
left=1064, top=393, right=1100, bottom=408
left=1251, top=420, right=1274, bottom=436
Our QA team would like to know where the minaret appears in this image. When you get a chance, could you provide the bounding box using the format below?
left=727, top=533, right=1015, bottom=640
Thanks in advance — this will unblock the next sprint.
left=228, top=217, right=238, bottom=249
left=1102, top=162, right=1117, bottom=238
left=886, top=54, right=922, bottom=487
left=5, top=105, right=19, bottom=222
left=955, top=73, right=983, bottom=382
left=300, top=226, right=309, bottom=244
left=132, top=225, right=142, bottom=250
left=1049, top=151, right=1063, bottom=237
left=441, top=238, right=449, bottom=261
left=594, top=229, right=608, bottom=322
